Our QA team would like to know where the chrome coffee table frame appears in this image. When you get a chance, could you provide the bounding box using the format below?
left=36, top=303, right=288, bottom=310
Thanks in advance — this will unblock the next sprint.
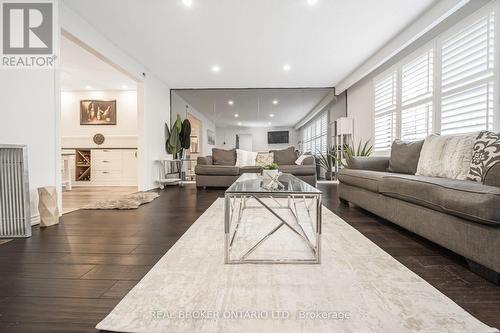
left=224, top=174, right=322, bottom=264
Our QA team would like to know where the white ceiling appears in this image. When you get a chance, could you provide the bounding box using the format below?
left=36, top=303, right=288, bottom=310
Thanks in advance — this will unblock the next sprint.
left=174, top=88, right=333, bottom=127
left=64, top=0, right=438, bottom=89
left=61, top=35, right=137, bottom=91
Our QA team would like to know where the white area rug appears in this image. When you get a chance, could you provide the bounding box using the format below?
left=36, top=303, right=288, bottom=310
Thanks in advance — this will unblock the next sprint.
left=97, top=199, right=499, bottom=333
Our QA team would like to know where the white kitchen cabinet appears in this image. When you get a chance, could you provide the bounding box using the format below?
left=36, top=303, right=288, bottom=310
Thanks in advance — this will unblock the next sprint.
left=70, top=148, right=138, bottom=186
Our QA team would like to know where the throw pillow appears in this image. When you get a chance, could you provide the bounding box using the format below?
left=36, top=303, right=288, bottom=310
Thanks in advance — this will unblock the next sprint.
left=387, top=139, right=424, bottom=174
left=416, top=134, right=476, bottom=180
left=235, top=149, right=258, bottom=167
left=467, top=131, right=500, bottom=183
left=212, top=148, right=236, bottom=165
left=256, top=152, right=274, bottom=167
left=270, top=147, right=298, bottom=165
left=295, top=154, right=310, bottom=165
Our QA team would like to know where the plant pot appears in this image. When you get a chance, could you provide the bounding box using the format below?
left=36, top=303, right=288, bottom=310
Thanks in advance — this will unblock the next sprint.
left=262, top=169, right=279, bottom=180
left=325, top=171, right=333, bottom=180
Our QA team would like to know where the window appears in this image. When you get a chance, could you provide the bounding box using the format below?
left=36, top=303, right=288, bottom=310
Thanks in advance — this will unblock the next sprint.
left=374, top=71, right=397, bottom=151
left=372, top=4, right=497, bottom=152
left=302, top=111, right=328, bottom=154
left=401, top=48, right=433, bottom=141
left=440, top=10, right=495, bottom=134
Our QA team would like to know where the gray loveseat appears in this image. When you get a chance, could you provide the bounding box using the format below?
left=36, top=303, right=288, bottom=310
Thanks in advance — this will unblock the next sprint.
left=195, top=147, right=317, bottom=188
left=338, top=156, right=500, bottom=284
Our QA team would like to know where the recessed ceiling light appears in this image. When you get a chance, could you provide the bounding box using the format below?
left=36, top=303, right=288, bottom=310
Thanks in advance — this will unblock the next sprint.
left=272, top=99, right=278, bottom=105
left=283, top=64, right=291, bottom=71
left=121, top=85, right=128, bottom=89
left=212, top=65, right=220, bottom=72
left=234, top=113, right=239, bottom=118
left=269, top=114, right=275, bottom=118
left=228, top=100, right=234, bottom=105
left=237, top=122, right=242, bottom=126
left=182, top=0, right=193, bottom=7
left=307, top=0, right=318, bottom=5
left=85, top=85, right=92, bottom=89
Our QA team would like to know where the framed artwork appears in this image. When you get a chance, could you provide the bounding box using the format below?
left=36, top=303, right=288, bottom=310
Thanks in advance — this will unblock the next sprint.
left=207, top=129, right=215, bottom=145
left=80, top=100, right=117, bottom=125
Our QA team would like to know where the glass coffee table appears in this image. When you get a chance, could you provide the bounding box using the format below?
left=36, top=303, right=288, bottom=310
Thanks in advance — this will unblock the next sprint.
left=224, top=173, right=322, bottom=264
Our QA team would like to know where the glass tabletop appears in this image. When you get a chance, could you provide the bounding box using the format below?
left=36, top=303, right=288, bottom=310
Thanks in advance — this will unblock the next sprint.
left=226, top=173, right=321, bottom=194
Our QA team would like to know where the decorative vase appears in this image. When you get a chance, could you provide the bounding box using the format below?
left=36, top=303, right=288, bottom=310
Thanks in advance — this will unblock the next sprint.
left=37, top=186, right=60, bottom=227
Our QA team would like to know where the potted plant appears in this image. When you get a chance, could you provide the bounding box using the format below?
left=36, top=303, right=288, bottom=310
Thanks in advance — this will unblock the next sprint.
left=341, top=139, right=373, bottom=168
left=165, top=115, right=192, bottom=160
left=262, top=163, right=279, bottom=179
left=316, top=147, right=336, bottom=180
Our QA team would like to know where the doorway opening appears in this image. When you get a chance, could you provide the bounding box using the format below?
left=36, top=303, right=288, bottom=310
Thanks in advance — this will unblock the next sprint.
left=59, top=32, right=141, bottom=213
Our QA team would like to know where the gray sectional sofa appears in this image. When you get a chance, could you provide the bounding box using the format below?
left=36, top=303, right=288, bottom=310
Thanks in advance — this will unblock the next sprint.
left=195, top=147, right=317, bottom=188
left=338, top=156, right=500, bottom=284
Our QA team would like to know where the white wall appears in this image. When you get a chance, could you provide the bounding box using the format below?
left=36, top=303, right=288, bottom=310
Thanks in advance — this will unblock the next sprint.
left=345, top=1, right=491, bottom=145
left=171, top=92, right=216, bottom=156
left=61, top=90, right=138, bottom=148
left=139, top=77, right=171, bottom=191
left=216, top=126, right=299, bottom=152
left=346, top=81, right=374, bottom=143
left=62, top=3, right=171, bottom=191
left=0, top=70, right=58, bottom=224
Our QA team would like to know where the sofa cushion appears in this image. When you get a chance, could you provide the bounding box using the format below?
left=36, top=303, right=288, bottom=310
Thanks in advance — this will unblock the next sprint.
left=239, top=166, right=262, bottom=174
left=388, top=139, right=424, bottom=174
left=416, top=134, right=476, bottom=180
left=235, top=149, right=257, bottom=167
left=212, top=148, right=236, bottom=166
left=270, top=147, right=298, bottom=165
left=338, top=169, right=395, bottom=193
left=467, top=131, right=500, bottom=183
left=278, top=164, right=316, bottom=176
left=255, top=152, right=274, bottom=167
left=195, top=165, right=239, bottom=176
left=379, top=174, right=500, bottom=225
left=278, top=165, right=315, bottom=176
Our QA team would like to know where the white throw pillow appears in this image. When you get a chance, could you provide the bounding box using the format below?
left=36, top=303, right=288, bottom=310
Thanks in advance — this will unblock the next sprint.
left=235, top=149, right=258, bottom=167
left=416, top=134, right=476, bottom=180
left=295, top=154, right=310, bottom=165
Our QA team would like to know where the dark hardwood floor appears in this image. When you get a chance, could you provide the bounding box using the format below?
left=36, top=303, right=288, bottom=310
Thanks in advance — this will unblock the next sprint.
left=0, top=183, right=499, bottom=332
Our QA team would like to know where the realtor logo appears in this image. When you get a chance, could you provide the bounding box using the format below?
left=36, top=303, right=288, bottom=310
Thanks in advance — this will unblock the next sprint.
left=1, top=1, right=56, bottom=68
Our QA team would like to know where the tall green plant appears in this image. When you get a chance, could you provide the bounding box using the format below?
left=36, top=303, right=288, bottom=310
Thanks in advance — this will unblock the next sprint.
left=342, top=139, right=373, bottom=167
left=165, top=115, right=183, bottom=159
left=316, top=146, right=336, bottom=172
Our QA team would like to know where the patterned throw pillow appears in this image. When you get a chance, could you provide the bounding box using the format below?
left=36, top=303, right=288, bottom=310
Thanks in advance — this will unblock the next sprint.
left=467, top=131, right=500, bottom=182
left=256, top=152, right=274, bottom=167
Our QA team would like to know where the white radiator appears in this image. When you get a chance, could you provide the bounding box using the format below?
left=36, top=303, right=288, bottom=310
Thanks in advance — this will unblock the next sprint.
left=0, top=145, right=31, bottom=238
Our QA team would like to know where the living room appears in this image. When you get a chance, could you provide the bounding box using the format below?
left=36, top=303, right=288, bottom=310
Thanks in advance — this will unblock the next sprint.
left=0, top=0, right=499, bottom=332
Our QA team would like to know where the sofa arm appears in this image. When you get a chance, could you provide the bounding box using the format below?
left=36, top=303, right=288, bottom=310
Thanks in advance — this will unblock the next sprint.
left=197, top=156, right=213, bottom=165
left=347, top=156, right=390, bottom=171
left=301, top=155, right=316, bottom=165
left=483, top=163, right=500, bottom=188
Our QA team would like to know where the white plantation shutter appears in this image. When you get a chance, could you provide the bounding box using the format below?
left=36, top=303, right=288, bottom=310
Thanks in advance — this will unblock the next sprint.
left=440, top=9, right=495, bottom=135
left=302, top=111, right=328, bottom=154
left=374, top=71, right=397, bottom=151
left=401, top=48, right=433, bottom=140
left=372, top=4, right=497, bottom=150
